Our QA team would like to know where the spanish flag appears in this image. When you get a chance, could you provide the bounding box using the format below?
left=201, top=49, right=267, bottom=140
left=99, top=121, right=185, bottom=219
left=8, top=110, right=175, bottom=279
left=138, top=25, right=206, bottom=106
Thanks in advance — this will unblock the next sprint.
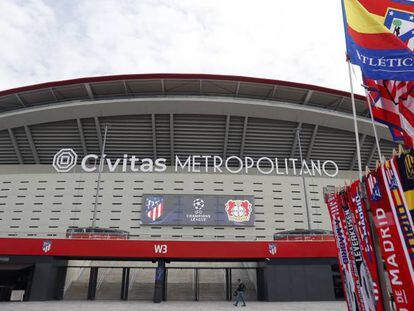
left=342, top=0, right=414, bottom=81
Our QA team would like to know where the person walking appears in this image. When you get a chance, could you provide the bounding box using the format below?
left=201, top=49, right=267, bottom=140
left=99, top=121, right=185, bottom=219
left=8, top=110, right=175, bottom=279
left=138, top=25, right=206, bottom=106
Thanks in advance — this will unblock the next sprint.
left=233, top=279, right=246, bottom=307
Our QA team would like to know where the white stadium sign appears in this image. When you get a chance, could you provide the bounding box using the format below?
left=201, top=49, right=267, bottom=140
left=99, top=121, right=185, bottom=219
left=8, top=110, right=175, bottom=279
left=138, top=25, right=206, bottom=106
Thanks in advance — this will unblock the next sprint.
left=52, top=148, right=339, bottom=177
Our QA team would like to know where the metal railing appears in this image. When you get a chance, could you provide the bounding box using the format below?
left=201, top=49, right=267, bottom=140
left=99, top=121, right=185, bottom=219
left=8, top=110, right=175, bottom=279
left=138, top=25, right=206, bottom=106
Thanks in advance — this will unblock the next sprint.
left=0, top=230, right=334, bottom=242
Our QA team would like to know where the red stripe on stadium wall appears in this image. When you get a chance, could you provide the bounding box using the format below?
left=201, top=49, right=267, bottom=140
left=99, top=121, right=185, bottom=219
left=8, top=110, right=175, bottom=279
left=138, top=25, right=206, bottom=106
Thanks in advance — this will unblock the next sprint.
left=0, top=238, right=336, bottom=259
left=347, top=26, right=407, bottom=50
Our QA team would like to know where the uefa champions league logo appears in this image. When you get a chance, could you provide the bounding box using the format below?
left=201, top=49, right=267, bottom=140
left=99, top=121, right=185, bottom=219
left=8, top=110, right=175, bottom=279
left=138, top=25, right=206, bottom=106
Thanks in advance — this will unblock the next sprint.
left=187, top=198, right=210, bottom=221
left=53, top=148, right=78, bottom=172
left=193, top=198, right=205, bottom=214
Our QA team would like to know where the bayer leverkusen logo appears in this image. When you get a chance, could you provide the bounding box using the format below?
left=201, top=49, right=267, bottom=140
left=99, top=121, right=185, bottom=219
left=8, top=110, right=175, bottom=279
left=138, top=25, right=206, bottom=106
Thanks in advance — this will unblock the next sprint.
left=53, top=149, right=78, bottom=172
left=225, top=200, right=252, bottom=222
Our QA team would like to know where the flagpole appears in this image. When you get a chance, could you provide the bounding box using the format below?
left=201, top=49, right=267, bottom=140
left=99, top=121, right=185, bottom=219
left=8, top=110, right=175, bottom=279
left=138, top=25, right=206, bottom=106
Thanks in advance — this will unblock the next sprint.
left=347, top=59, right=363, bottom=180
left=92, top=124, right=108, bottom=229
left=363, top=88, right=383, bottom=161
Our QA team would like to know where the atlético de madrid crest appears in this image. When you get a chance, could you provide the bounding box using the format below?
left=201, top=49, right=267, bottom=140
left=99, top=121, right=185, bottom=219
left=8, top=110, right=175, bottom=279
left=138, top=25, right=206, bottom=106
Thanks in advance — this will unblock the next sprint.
left=225, top=200, right=252, bottom=222
left=384, top=7, right=414, bottom=50
left=268, top=243, right=277, bottom=256
left=42, top=240, right=52, bottom=253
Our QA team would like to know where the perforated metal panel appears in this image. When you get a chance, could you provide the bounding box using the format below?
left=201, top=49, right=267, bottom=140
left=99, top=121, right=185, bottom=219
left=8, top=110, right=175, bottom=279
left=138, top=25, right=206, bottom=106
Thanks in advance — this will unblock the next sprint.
left=0, top=167, right=355, bottom=239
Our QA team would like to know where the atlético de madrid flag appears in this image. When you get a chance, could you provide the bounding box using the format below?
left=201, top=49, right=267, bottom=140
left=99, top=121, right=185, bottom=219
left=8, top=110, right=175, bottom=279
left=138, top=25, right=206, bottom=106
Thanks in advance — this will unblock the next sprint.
left=341, top=0, right=414, bottom=81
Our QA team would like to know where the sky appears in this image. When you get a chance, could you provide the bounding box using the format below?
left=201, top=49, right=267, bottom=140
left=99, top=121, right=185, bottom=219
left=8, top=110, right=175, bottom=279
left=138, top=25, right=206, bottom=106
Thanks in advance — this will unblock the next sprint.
left=0, top=0, right=365, bottom=94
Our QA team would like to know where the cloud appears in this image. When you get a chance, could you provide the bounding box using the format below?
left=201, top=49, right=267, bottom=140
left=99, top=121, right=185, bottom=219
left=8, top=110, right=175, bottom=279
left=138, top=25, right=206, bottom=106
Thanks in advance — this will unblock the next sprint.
left=0, top=0, right=364, bottom=94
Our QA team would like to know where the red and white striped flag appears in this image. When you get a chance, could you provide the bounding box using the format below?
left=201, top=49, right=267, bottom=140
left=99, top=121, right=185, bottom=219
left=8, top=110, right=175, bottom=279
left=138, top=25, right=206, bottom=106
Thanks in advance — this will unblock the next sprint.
left=364, top=78, right=414, bottom=148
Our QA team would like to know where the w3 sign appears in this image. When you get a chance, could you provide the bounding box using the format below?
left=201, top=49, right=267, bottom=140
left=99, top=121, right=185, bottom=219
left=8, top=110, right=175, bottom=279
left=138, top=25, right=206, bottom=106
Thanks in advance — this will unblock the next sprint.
left=154, top=244, right=168, bottom=254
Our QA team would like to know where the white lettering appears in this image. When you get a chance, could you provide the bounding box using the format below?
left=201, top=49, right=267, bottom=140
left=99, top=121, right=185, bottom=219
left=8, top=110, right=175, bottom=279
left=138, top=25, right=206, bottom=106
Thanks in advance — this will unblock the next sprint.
left=154, top=158, right=167, bottom=172
left=275, top=158, right=284, bottom=175
left=213, top=156, right=223, bottom=173
left=129, top=155, right=139, bottom=172
left=225, top=156, right=243, bottom=173
left=154, top=244, right=168, bottom=254
left=140, top=158, right=154, bottom=173
left=81, top=154, right=98, bottom=172
left=322, top=160, right=339, bottom=177
left=192, top=155, right=201, bottom=173
left=311, top=160, right=322, bottom=176
left=257, top=157, right=274, bottom=175
left=106, top=157, right=121, bottom=172
left=175, top=155, right=191, bottom=172
left=244, top=157, right=254, bottom=173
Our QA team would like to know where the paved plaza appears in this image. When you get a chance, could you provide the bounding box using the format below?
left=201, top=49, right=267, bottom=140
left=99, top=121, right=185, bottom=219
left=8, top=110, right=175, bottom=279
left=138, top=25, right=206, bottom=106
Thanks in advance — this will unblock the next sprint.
left=1, top=301, right=347, bottom=311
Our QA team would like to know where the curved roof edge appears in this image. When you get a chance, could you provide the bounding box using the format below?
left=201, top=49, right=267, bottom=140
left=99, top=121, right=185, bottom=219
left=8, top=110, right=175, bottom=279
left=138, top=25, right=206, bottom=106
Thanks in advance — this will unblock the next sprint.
left=0, top=73, right=366, bottom=100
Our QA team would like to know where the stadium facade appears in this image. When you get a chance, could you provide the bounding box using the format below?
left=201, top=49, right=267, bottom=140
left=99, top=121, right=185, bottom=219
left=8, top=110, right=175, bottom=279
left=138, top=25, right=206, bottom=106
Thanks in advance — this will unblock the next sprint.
left=0, top=74, right=397, bottom=302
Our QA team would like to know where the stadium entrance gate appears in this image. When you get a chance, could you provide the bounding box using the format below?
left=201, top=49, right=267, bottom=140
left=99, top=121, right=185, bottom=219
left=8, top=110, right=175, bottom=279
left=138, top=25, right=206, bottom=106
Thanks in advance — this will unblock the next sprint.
left=63, top=262, right=260, bottom=302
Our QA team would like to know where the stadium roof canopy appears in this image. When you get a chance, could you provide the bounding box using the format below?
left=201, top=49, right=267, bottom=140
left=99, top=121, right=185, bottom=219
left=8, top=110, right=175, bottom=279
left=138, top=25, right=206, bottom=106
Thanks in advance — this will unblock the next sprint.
left=0, top=74, right=396, bottom=170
